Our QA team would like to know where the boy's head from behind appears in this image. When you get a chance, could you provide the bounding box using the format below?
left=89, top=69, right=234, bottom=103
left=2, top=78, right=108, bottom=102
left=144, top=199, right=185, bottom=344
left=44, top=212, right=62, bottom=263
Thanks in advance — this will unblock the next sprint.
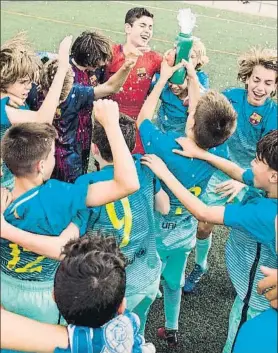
left=71, top=31, right=113, bottom=70
left=1, top=123, right=56, bottom=181
left=92, top=114, right=136, bottom=163
left=0, top=32, right=41, bottom=100
left=237, top=47, right=277, bottom=106
left=125, top=7, right=154, bottom=47
left=251, top=130, right=278, bottom=191
left=54, top=235, right=126, bottom=328
left=190, top=90, right=237, bottom=149
left=40, top=59, right=74, bottom=102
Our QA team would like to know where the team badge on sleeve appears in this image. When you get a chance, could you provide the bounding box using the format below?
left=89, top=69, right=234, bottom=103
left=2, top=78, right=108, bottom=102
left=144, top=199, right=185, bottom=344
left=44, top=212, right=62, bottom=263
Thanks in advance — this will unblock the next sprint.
left=249, top=112, right=262, bottom=126
left=137, top=67, right=147, bottom=78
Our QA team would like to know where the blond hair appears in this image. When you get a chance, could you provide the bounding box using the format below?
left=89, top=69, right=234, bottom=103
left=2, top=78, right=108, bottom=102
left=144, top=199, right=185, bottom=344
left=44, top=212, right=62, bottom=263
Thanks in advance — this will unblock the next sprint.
left=0, top=32, right=41, bottom=91
left=192, top=37, right=209, bottom=70
left=237, top=47, right=277, bottom=84
left=40, top=59, right=74, bottom=102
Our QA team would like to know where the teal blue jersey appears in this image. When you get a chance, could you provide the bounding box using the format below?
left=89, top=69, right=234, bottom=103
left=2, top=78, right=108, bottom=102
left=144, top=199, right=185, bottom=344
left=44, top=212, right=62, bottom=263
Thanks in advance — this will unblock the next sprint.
left=1, top=180, right=88, bottom=281
left=140, top=120, right=228, bottom=251
left=223, top=88, right=277, bottom=169
left=76, top=155, right=162, bottom=296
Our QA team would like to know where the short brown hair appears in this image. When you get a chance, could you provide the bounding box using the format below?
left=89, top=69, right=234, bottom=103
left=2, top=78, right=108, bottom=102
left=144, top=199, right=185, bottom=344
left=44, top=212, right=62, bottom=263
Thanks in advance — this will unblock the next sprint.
left=193, top=90, right=237, bottom=149
left=0, top=32, right=41, bottom=91
left=71, top=31, right=113, bottom=68
left=1, top=123, right=57, bottom=177
left=125, top=7, right=154, bottom=26
left=237, top=47, right=277, bottom=84
left=40, top=59, right=74, bottom=102
left=92, top=113, right=136, bottom=162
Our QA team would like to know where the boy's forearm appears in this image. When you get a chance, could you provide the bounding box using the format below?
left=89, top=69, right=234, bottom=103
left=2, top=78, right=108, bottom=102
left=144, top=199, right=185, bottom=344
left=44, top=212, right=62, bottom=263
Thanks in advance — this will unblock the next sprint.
left=188, top=74, right=201, bottom=113
left=185, top=75, right=201, bottom=136
left=202, top=151, right=245, bottom=182
left=161, top=169, right=224, bottom=224
left=37, top=66, right=68, bottom=123
left=2, top=221, right=78, bottom=260
left=105, top=65, right=132, bottom=94
left=106, top=124, right=139, bottom=191
left=1, top=309, right=68, bottom=353
left=137, top=77, right=167, bottom=128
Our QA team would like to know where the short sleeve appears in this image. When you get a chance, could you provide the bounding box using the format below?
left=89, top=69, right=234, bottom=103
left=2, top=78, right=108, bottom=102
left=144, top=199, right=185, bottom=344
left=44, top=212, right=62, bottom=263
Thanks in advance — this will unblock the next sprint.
left=72, top=84, right=94, bottom=110
left=1, top=97, right=11, bottom=125
left=224, top=198, right=276, bottom=246
left=139, top=120, right=174, bottom=156
left=242, top=169, right=255, bottom=187
left=154, top=176, right=162, bottom=194
left=262, top=102, right=277, bottom=137
left=197, top=71, right=209, bottom=91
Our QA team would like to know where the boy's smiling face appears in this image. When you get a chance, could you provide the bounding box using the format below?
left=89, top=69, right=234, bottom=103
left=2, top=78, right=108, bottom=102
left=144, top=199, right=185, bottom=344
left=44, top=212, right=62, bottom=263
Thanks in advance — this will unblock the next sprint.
left=246, top=65, right=276, bottom=106
left=251, top=155, right=277, bottom=190
left=5, top=75, right=32, bottom=101
left=125, top=16, right=153, bottom=47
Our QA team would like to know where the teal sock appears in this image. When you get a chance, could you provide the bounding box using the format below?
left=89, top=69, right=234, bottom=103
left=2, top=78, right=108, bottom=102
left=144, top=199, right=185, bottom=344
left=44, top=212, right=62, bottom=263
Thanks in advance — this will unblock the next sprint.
left=195, top=234, right=212, bottom=271
left=163, top=282, right=181, bottom=330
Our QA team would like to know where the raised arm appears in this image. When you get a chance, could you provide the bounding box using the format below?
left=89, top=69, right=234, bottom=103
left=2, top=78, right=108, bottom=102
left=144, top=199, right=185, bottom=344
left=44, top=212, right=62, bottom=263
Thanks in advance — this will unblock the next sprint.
left=6, top=36, right=72, bottom=125
left=173, top=137, right=245, bottom=182
left=137, top=56, right=185, bottom=128
left=141, top=154, right=225, bottom=225
left=94, top=46, right=144, bottom=99
left=86, top=100, right=140, bottom=207
left=183, top=60, right=201, bottom=136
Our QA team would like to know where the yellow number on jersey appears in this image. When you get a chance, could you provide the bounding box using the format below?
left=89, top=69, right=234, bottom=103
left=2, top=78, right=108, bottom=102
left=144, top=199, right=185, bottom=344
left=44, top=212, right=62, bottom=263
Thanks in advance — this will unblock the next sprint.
left=106, top=197, right=132, bottom=248
left=189, top=186, right=202, bottom=197
left=7, top=243, right=45, bottom=273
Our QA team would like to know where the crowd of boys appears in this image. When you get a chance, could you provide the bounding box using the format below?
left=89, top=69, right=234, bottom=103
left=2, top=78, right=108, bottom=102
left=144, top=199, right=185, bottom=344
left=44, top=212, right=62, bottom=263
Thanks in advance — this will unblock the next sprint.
left=0, top=6, right=277, bottom=353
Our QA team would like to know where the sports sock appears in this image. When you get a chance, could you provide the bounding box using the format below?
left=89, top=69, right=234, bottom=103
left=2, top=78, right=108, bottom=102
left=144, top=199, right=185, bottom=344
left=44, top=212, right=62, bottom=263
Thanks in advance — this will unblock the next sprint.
left=195, top=234, right=212, bottom=271
left=163, top=282, right=182, bottom=330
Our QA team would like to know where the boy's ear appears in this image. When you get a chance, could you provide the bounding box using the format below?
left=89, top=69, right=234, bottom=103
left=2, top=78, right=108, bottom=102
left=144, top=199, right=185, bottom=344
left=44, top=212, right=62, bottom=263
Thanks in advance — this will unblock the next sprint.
left=270, top=170, right=278, bottom=184
left=37, top=160, right=44, bottom=174
left=124, top=23, right=132, bottom=35
left=91, top=143, right=99, bottom=156
left=117, top=297, right=126, bottom=315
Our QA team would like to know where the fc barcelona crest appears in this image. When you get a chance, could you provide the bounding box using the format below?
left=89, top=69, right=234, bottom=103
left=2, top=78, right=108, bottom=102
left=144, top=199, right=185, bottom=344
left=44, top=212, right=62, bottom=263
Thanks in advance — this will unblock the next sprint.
left=137, top=67, right=146, bottom=78
left=249, top=112, right=262, bottom=126
left=89, top=75, right=98, bottom=87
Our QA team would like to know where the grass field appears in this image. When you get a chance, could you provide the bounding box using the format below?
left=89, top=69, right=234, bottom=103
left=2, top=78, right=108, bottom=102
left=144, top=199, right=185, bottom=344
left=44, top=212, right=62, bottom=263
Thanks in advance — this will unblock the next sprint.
left=1, top=2, right=277, bottom=353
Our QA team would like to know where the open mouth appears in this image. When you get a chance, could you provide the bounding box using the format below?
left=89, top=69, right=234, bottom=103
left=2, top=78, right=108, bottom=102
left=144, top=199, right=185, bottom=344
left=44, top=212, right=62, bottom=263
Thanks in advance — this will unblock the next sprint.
left=140, top=34, right=150, bottom=41
left=252, top=91, right=265, bottom=99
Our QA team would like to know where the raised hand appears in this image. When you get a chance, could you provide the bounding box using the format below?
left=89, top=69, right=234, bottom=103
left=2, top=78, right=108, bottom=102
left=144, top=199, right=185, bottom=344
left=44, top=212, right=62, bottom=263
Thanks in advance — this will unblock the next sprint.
left=160, top=57, right=186, bottom=81
left=58, top=35, right=73, bottom=70
left=93, top=99, right=120, bottom=128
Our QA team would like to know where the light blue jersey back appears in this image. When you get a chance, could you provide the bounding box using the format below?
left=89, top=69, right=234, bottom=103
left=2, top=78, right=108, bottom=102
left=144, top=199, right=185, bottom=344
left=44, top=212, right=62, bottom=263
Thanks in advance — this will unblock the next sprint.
left=1, top=97, right=29, bottom=189
left=223, top=88, right=277, bottom=168
left=1, top=180, right=88, bottom=281
left=140, top=120, right=227, bottom=250
left=76, top=155, right=162, bottom=296
left=224, top=169, right=277, bottom=310
left=152, top=71, right=209, bottom=134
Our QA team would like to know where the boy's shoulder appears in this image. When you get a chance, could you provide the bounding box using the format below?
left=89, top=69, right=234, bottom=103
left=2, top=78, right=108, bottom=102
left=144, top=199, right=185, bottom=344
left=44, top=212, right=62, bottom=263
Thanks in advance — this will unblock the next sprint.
left=57, top=311, right=143, bottom=353
left=222, top=87, right=245, bottom=102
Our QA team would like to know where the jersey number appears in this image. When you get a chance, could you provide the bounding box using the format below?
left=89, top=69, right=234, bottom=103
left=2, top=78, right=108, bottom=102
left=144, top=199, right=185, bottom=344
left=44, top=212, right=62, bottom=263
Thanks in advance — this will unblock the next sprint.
left=7, top=243, right=45, bottom=273
left=106, top=197, right=132, bottom=248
